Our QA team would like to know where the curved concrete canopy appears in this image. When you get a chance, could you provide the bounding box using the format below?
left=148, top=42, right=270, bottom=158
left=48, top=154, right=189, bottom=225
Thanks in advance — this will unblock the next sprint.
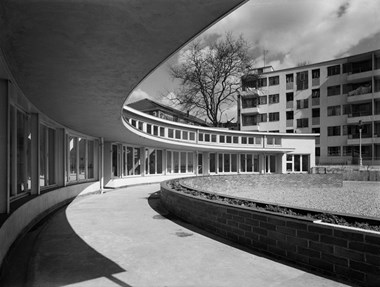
left=0, top=0, right=246, bottom=142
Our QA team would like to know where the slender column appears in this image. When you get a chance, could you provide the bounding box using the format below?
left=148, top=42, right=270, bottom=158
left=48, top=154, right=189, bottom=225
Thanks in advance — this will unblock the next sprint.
left=100, top=137, right=104, bottom=193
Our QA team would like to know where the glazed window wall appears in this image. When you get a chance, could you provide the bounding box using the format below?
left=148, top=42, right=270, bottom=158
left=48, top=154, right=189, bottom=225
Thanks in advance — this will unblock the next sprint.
left=240, top=154, right=259, bottom=173
left=67, top=135, right=97, bottom=182
left=9, top=106, right=32, bottom=199
left=40, top=124, right=56, bottom=188
left=217, top=153, right=237, bottom=173
left=166, top=150, right=194, bottom=174
left=145, top=148, right=163, bottom=175
left=286, top=154, right=309, bottom=173
left=121, top=146, right=141, bottom=176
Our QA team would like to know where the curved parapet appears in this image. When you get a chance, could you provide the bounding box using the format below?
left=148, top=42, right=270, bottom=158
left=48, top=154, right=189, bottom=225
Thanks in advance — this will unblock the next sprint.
left=123, top=106, right=317, bottom=154
left=160, top=178, right=380, bottom=286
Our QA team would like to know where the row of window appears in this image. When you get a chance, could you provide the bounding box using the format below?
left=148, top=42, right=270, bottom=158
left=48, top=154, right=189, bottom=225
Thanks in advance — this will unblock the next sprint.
left=242, top=113, right=281, bottom=125
left=110, top=146, right=311, bottom=176
left=327, top=59, right=373, bottom=76
left=9, top=105, right=98, bottom=201
left=243, top=81, right=375, bottom=110
left=327, top=124, right=373, bottom=137
left=327, top=145, right=372, bottom=157
left=130, top=117, right=281, bottom=146
left=244, top=59, right=376, bottom=91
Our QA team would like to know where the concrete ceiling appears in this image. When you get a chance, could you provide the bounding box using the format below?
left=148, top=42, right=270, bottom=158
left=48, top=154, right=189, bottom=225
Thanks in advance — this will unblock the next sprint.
left=0, top=0, right=246, bottom=142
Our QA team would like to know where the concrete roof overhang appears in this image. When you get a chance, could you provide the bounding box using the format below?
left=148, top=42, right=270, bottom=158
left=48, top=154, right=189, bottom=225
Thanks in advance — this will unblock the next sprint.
left=0, top=0, right=246, bottom=142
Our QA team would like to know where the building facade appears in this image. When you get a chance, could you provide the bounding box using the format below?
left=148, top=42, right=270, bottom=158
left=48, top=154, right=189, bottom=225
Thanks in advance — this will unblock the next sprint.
left=0, top=0, right=318, bottom=272
left=127, top=98, right=210, bottom=126
left=238, top=49, right=380, bottom=165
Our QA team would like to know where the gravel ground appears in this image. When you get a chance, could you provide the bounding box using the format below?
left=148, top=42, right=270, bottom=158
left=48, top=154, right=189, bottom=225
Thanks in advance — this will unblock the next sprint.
left=183, top=178, right=380, bottom=218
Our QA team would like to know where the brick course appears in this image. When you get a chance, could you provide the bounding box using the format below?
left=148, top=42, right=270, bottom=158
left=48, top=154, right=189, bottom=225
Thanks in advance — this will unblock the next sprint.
left=161, top=181, right=380, bottom=287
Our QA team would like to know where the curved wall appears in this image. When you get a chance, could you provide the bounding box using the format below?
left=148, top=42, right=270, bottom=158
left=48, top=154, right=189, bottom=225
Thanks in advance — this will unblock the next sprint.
left=160, top=180, right=380, bottom=287
left=0, top=182, right=100, bottom=267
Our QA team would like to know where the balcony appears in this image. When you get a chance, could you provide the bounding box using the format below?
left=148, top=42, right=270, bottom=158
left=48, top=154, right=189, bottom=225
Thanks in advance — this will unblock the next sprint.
left=312, top=98, right=320, bottom=106
left=286, top=82, right=294, bottom=90
left=286, top=119, right=293, bottom=128
left=241, top=106, right=260, bottom=113
left=312, top=78, right=320, bottom=86
left=347, top=85, right=372, bottom=103
left=286, top=101, right=293, bottom=109
left=347, top=70, right=372, bottom=82
left=346, top=110, right=373, bottom=123
left=312, top=117, right=320, bottom=125
left=347, top=136, right=373, bottom=145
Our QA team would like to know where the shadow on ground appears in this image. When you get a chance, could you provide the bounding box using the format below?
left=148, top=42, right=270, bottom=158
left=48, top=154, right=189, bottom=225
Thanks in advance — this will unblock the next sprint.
left=147, top=190, right=354, bottom=287
left=0, top=204, right=130, bottom=287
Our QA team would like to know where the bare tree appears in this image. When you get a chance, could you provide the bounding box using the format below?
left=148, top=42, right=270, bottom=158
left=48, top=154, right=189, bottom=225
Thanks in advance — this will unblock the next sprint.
left=168, top=33, right=255, bottom=127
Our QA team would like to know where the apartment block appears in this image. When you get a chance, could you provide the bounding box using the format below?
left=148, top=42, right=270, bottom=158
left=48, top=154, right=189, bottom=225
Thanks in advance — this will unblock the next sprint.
left=238, top=50, right=380, bottom=165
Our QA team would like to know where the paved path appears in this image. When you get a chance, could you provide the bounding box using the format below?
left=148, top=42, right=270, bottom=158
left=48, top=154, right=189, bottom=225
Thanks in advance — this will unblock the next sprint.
left=2, top=184, right=350, bottom=287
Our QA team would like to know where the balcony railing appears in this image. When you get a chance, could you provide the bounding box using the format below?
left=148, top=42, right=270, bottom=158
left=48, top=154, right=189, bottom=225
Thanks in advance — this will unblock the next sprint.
left=348, top=85, right=372, bottom=97
left=286, top=82, right=293, bottom=90
left=312, top=117, right=320, bottom=125
left=286, top=101, right=293, bottom=109
left=312, top=78, right=320, bottom=86
left=312, top=98, right=320, bottom=106
left=348, top=111, right=372, bottom=118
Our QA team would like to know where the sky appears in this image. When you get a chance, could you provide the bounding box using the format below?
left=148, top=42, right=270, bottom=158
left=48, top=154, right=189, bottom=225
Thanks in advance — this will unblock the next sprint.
left=127, top=0, right=380, bottom=120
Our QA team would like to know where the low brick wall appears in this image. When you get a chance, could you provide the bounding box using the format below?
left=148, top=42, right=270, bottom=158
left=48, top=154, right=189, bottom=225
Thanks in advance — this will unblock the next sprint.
left=312, top=166, right=380, bottom=181
left=161, top=181, right=380, bottom=287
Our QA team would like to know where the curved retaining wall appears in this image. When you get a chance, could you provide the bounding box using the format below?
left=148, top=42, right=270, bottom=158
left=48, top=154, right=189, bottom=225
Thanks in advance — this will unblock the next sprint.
left=0, top=181, right=100, bottom=268
left=161, top=180, right=380, bottom=287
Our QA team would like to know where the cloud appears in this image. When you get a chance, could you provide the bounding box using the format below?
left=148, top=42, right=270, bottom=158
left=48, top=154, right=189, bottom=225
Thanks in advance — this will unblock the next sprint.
left=125, top=88, right=152, bottom=104
left=202, top=0, right=380, bottom=70
left=337, top=1, right=350, bottom=17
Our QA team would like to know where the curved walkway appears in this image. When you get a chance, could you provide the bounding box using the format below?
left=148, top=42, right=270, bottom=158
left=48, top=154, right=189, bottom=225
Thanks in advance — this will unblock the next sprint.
left=1, top=184, right=350, bottom=286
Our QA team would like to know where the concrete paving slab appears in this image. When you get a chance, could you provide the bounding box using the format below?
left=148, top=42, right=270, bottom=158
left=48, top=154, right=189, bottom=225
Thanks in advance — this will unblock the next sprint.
left=1, top=184, right=350, bottom=286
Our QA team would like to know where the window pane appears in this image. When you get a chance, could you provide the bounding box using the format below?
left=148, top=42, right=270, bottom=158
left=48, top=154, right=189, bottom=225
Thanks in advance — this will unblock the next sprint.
left=134, top=147, right=140, bottom=175
left=17, top=111, right=32, bottom=193
left=40, top=125, right=47, bottom=187
left=69, top=136, right=78, bottom=181
left=210, top=153, right=216, bottom=173
left=48, top=128, right=56, bottom=184
left=149, top=149, right=156, bottom=174
left=87, top=140, right=94, bottom=179
left=247, top=154, right=253, bottom=172
left=253, top=155, right=259, bottom=172
left=224, top=154, right=230, bottom=172
left=173, top=152, right=179, bottom=173
left=78, top=138, right=86, bottom=180
left=231, top=154, right=237, bottom=172
left=157, top=150, right=163, bottom=174
left=187, top=152, right=193, bottom=173
left=218, top=153, right=223, bottom=172
left=180, top=152, right=186, bottom=173
left=240, top=154, right=246, bottom=172
left=294, top=155, right=301, bottom=172
left=198, top=153, right=203, bottom=174
left=167, top=151, right=172, bottom=173
left=302, top=155, right=309, bottom=172
left=127, top=147, right=133, bottom=175
left=10, top=106, right=15, bottom=196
